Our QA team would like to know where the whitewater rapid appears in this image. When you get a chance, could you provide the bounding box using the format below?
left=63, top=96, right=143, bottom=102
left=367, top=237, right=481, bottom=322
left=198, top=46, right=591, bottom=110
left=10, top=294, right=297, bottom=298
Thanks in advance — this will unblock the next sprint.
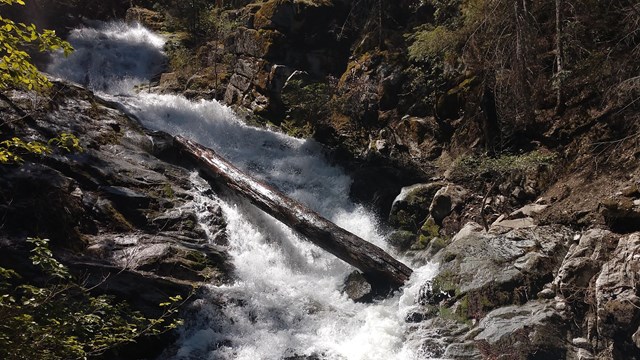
left=48, top=21, right=437, bottom=360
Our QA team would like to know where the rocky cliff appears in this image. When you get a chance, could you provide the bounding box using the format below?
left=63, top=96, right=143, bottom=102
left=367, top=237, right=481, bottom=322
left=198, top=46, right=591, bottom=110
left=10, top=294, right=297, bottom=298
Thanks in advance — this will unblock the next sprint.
left=0, top=82, right=232, bottom=358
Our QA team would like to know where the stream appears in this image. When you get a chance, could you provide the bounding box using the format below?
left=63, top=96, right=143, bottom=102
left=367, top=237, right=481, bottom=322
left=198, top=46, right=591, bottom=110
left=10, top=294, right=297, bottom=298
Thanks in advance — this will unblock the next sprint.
left=47, top=21, right=438, bottom=360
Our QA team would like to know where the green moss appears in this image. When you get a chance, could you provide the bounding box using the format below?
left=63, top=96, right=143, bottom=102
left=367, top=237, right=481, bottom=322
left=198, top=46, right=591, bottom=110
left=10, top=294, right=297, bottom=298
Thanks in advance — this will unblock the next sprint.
left=161, top=184, right=175, bottom=199
left=391, top=209, right=418, bottom=230
left=463, top=286, right=515, bottom=319
left=183, top=250, right=210, bottom=269
left=414, top=234, right=431, bottom=250
left=457, top=295, right=470, bottom=318
left=432, top=269, right=459, bottom=295
left=429, top=237, right=449, bottom=253
left=102, top=202, right=133, bottom=231
left=420, top=217, right=440, bottom=237
left=438, top=305, right=471, bottom=325
left=449, top=151, right=557, bottom=180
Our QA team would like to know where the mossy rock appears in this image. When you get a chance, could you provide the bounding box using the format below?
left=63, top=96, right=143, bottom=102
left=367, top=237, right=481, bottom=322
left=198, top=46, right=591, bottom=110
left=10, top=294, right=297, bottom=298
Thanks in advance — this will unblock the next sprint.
left=388, top=182, right=445, bottom=230
left=136, top=245, right=229, bottom=283
left=253, top=0, right=296, bottom=31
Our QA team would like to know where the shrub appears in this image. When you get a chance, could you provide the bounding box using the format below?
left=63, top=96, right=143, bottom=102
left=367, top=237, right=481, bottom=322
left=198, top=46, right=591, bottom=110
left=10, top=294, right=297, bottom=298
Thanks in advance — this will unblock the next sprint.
left=0, top=237, right=184, bottom=360
left=0, top=0, right=72, bottom=91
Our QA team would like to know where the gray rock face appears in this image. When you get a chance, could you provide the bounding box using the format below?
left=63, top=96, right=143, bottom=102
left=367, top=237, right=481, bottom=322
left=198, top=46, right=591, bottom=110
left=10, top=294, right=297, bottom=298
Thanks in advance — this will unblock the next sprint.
left=554, top=229, right=617, bottom=299
left=429, top=184, right=468, bottom=225
left=595, top=233, right=640, bottom=340
left=342, top=271, right=373, bottom=303
left=471, top=301, right=567, bottom=359
left=433, top=223, right=572, bottom=300
left=415, top=221, right=574, bottom=337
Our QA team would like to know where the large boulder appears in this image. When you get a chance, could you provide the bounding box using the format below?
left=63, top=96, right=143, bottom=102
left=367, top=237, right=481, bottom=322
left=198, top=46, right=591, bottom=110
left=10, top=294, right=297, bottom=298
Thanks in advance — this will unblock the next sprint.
left=429, top=184, right=468, bottom=225
left=425, top=223, right=573, bottom=320
left=389, top=182, right=445, bottom=230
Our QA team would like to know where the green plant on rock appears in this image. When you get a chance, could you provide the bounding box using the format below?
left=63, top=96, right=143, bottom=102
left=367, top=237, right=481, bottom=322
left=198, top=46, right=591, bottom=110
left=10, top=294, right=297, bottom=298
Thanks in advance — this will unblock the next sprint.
left=282, top=78, right=335, bottom=137
left=449, top=150, right=557, bottom=180
left=432, top=269, right=459, bottom=295
left=0, top=0, right=72, bottom=91
left=0, top=0, right=77, bottom=165
left=0, top=237, right=185, bottom=360
left=0, top=132, right=82, bottom=164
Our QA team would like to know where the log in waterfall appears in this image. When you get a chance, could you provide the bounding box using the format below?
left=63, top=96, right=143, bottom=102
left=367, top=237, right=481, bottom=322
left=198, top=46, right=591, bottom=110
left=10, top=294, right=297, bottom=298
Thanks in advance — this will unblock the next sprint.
left=174, top=135, right=413, bottom=290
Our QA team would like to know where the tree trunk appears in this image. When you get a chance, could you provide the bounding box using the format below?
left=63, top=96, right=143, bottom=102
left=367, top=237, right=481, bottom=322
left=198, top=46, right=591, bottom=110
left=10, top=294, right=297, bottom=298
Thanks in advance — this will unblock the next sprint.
left=514, top=0, right=535, bottom=123
left=174, top=135, right=413, bottom=290
left=555, top=0, right=565, bottom=114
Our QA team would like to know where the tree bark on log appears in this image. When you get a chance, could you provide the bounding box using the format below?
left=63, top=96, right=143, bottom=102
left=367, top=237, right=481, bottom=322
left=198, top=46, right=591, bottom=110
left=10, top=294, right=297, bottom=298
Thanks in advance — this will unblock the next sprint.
left=174, top=135, right=413, bottom=290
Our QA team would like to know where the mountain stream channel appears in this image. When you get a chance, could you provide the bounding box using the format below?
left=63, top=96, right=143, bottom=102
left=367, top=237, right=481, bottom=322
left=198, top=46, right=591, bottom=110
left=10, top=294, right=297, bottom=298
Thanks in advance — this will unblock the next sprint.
left=47, top=21, right=439, bottom=360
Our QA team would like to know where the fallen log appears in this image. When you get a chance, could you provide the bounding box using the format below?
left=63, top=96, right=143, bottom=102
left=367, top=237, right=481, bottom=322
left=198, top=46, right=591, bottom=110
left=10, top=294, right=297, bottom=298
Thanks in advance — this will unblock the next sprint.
left=174, top=135, right=413, bottom=290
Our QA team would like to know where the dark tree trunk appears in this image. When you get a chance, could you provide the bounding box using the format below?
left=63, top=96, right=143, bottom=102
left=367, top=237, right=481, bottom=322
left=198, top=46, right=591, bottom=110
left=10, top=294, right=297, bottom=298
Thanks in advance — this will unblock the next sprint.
left=174, top=135, right=413, bottom=291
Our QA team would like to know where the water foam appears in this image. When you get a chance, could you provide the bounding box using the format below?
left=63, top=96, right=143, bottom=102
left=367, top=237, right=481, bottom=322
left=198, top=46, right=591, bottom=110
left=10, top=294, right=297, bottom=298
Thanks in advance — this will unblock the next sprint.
left=47, top=21, right=165, bottom=94
left=48, top=21, right=438, bottom=360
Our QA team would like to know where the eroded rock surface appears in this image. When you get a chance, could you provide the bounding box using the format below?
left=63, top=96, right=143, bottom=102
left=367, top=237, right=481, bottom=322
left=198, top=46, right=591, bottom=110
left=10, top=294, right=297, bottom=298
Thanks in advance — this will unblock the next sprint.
left=0, top=83, right=232, bottom=319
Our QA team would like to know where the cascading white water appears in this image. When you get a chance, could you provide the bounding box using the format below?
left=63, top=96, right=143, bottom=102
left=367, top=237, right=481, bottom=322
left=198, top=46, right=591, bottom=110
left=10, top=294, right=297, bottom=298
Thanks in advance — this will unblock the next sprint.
left=48, top=21, right=438, bottom=360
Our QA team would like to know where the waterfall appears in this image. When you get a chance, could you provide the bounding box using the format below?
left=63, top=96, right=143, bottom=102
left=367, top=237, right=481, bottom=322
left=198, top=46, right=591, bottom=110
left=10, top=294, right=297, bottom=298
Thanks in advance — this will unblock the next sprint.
left=48, top=21, right=437, bottom=360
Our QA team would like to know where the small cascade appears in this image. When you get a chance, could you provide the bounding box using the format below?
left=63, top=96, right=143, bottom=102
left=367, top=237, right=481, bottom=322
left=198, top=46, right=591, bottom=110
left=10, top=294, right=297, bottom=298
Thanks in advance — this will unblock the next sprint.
left=48, top=21, right=438, bottom=360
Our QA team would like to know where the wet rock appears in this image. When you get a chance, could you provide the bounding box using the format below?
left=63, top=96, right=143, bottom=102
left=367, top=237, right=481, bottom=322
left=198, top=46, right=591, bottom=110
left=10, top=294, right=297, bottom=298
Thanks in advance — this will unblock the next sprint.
left=0, top=164, right=89, bottom=249
left=151, top=210, right=199, bottom=232
left=342, top=271, right=373, bottom=303
left=101, top=185, right=153, bottom=208
left=0, top=83, right=231, bottom=322
left=418, top=279, right=454, bottom=305
left=406, top=317, right=472, bottom=359
left=405, top=309, right=437, bottom=323
left=387, top=230, right=416, bottom=251
left=472, top=301, right=567, bottom=359
left=107, top=234, right=231, bottom=283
